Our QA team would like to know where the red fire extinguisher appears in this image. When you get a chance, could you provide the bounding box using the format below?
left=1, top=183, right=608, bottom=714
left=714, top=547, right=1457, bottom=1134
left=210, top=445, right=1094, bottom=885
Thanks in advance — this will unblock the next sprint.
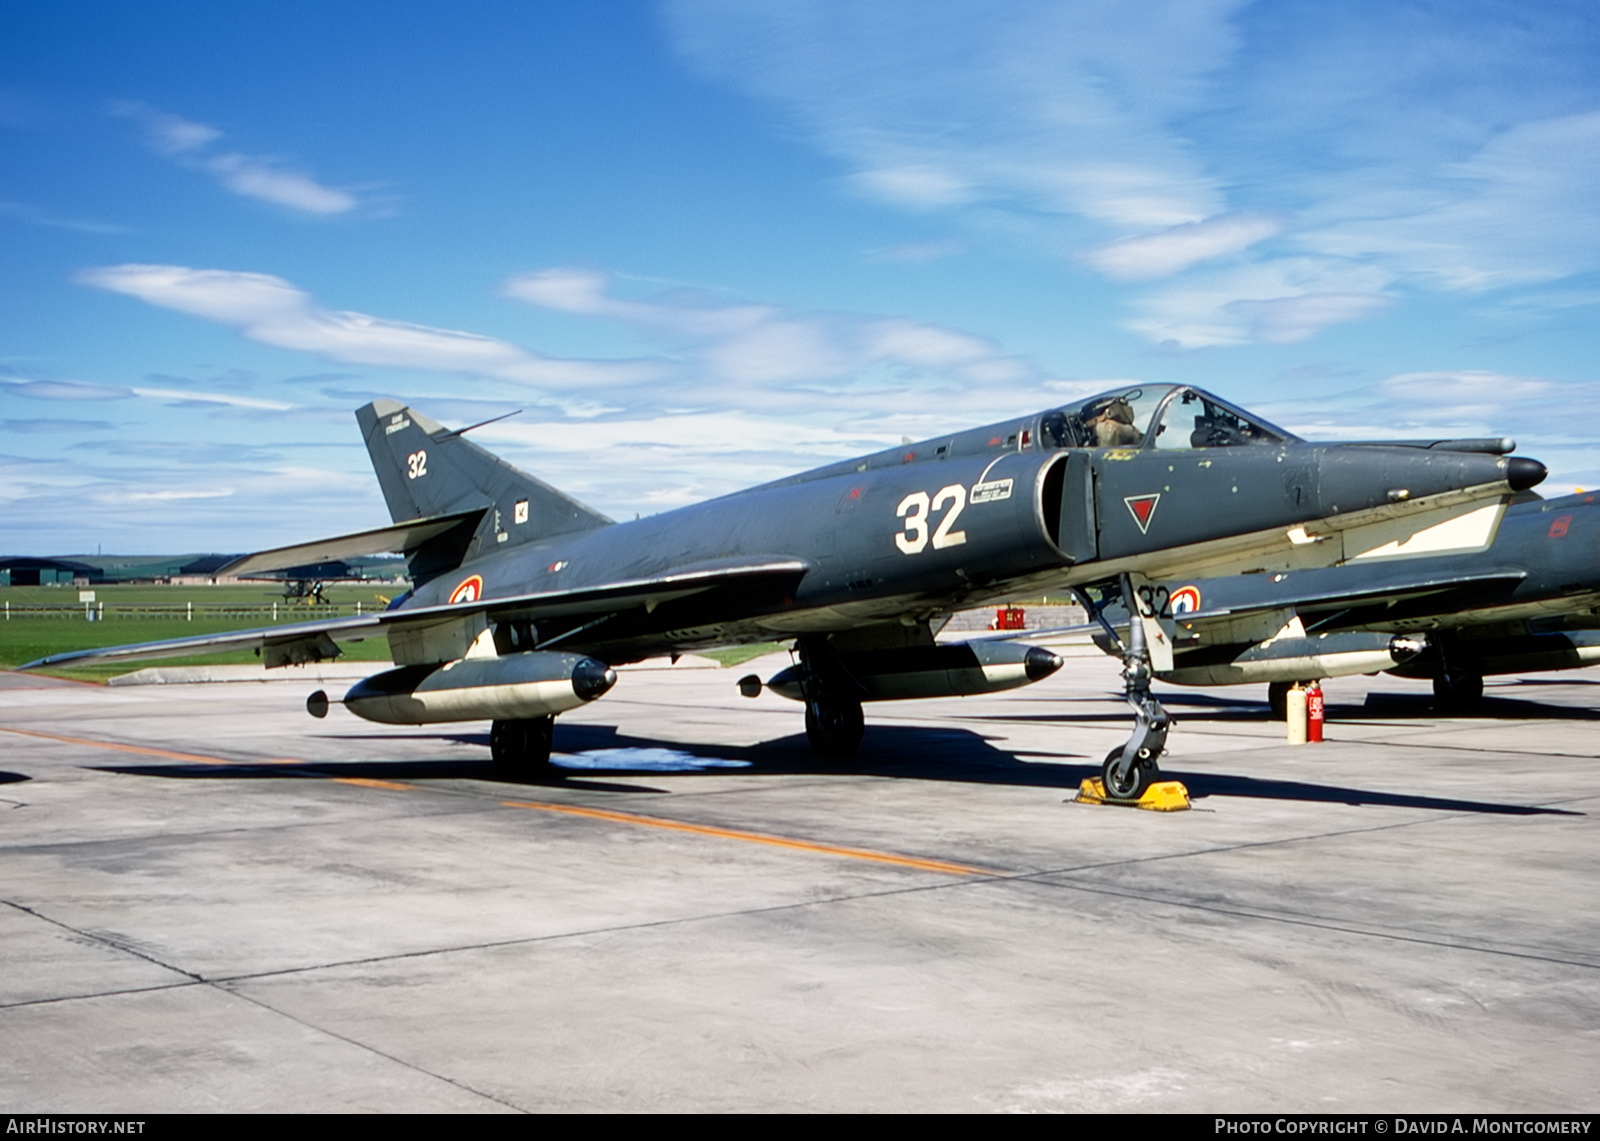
left=1306, top=681, right=1324, bottom=743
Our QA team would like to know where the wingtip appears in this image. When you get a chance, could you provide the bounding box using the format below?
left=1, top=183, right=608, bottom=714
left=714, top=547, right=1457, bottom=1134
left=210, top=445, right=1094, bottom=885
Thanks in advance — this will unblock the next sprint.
left=17, top=651, right=79, bottom=671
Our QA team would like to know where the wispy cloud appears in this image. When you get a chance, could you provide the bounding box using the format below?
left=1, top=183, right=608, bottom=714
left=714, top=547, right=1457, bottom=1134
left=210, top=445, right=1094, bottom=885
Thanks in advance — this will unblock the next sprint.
left=503, top=267, right=1030, bottom=387
left=1377, top=370, right=1562, bottom=427
left=666, top=1, right=1600, bottom=347
left=0, top=200, right=126, bottom=235
left=116, top=487, right=236, bottom=502
left=862, top=240, right=964, bottom=265
left=75, top=261, right=1058, bottom=459
left=110, top=101, right=361, bottom=216
left=1125, top=260, right=1391, bottom=348
left=0, top=446, right=390, bottom=552
left=128, top=386, right=294, bottom=411
left=0, top=419, right=115, bottom=434
left=79, top=264, right=656, bottom=390
left=666, top=2, right=1237, bottom=230
left=1304, top=112, right=1600, bottom=292
left=3, top=378, right=134, bottom=401
left=1084, top=214, right=1282, bottom=281
left=1, top=376, right=296, bottom=412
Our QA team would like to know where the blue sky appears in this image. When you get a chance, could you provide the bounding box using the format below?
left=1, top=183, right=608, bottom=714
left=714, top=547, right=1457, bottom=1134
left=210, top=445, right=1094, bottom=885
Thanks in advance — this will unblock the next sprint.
left=3, top=1, right=1598, bottom=553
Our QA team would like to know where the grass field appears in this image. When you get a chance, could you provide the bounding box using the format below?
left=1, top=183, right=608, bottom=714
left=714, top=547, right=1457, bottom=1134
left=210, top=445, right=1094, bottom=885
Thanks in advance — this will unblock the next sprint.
left=0, top=582, right=399, bottom=609
left=0, top=583, right=398, bottom=680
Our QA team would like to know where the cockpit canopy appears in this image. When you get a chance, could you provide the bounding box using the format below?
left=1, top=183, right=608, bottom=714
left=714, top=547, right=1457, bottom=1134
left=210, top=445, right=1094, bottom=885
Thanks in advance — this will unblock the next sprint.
left=1040, top=384, right=1297, bottom=451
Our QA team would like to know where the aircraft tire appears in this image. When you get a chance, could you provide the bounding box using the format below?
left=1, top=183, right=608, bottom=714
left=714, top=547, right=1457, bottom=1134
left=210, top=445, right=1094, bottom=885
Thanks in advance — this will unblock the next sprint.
left=491, top=715, right=554, bottom=777
left=1267, top=681, right=1293, bottom=720
left=1432, top=671, right=1484, bottom=713
left=805, top=698, right=864, bottom=756
left=1102, top=747, right=1156, bottom=800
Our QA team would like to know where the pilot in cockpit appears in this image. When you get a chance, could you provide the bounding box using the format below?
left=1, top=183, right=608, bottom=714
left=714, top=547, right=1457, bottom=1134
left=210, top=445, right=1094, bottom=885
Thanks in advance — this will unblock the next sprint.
left=1084, top=396, right=1143, bottom=447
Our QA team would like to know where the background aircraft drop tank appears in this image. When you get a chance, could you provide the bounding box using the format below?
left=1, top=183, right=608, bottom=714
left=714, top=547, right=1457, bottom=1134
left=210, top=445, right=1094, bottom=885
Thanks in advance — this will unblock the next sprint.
left=1157, top=631, right=1424, bottom=687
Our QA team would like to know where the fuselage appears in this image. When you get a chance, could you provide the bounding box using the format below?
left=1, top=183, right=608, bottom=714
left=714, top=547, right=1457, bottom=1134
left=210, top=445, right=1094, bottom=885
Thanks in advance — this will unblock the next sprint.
left=393, top=385, right=1539, bottom=662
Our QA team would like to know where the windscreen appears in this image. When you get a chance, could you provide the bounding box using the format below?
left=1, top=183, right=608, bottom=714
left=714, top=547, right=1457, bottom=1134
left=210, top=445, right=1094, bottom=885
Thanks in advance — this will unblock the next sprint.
left=1151, top=389, right=1293, bottom=449
left=1039, top=385, right=1296, bottom=450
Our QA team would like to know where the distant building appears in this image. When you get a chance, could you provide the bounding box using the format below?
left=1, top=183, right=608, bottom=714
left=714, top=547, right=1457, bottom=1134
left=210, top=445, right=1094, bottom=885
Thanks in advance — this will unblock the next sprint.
left=0, top=554, right=408, bottom=586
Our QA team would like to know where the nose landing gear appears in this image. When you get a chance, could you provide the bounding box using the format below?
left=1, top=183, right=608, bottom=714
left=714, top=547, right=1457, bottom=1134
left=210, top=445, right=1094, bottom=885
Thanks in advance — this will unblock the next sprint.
left=1089, top=575, right=1172, bottom=801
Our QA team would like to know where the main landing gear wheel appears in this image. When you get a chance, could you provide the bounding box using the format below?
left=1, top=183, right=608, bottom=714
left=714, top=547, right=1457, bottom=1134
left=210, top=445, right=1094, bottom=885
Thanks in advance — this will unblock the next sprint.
left=1103, top=747, right=1156, bottom=801
left=490, top=715, right=554, bottom=778
left=1432, top=670, right=1484, bottom=713
left=805, top=697, right=864, bottom=757
left=1267, top=680, right=1293, bottom=721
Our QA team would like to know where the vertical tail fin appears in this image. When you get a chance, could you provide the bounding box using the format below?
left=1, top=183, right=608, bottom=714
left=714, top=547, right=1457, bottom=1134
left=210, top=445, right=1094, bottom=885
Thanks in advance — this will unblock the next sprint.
left=356, top=400, right=611, bottom=577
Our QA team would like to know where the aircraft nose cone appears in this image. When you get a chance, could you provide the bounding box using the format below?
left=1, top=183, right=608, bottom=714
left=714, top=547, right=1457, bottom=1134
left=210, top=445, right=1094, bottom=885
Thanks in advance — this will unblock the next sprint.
left=572, top=658, right=617, bottom=701
left=1505, top=456, right=1547, bottom=491
left=1024, top=646, right=1064, bottom=681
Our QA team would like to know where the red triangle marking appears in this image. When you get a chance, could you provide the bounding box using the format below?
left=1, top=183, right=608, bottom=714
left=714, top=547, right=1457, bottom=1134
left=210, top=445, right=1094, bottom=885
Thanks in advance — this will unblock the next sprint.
left=1124, top=494, right=1160, bottom=533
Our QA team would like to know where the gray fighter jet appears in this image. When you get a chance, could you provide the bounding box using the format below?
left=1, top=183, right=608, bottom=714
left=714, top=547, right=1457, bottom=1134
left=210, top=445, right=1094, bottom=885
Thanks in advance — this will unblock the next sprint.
left=1082, top=485, right=1599, bottom=715
left=24, top=385, right=1545, bottom=798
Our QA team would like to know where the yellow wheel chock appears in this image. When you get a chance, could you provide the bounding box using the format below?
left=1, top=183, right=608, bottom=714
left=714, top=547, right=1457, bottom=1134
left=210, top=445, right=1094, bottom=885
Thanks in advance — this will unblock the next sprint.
left=1074, top=777, right=1191, bottom=812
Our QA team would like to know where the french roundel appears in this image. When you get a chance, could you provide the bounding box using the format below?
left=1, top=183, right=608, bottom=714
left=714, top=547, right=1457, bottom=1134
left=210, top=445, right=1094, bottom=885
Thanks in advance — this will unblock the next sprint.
left=1170, top=585, right=1201, bottom=615
left=449, top=575, right=484, bottom=604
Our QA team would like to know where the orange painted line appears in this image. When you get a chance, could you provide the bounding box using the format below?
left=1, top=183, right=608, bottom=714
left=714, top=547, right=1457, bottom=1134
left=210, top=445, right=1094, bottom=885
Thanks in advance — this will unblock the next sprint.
left=1, top=728, right=392, bottom=787
left=334, top=777, right=416, bottom=792
left=0, top=725, right=250, bottom=766
left=501, top=799, right=992, bottom=876
left=3, top=724, right=979, bottom=873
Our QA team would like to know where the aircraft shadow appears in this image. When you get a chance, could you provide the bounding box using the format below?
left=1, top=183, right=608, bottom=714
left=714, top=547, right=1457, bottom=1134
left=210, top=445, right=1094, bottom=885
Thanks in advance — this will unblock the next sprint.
left=86, top=721, right=1579, bottom=815
left=1176, top=772, right=1577, bottom=815
left=90, top=749, right=666, bottom=795
left=1502, top=676, right=1600, bottom=688
left=990, top=689, right=1600, bottom=726
left=1352, top=692, right=1600, bottom=721
left=547, top=722, right=1097, bottom=788
left=0, top=771, right=31, bottom=785
left=546, top=726, right=1581, bottom=813
left=87, top=723, right=1095, bottom=792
